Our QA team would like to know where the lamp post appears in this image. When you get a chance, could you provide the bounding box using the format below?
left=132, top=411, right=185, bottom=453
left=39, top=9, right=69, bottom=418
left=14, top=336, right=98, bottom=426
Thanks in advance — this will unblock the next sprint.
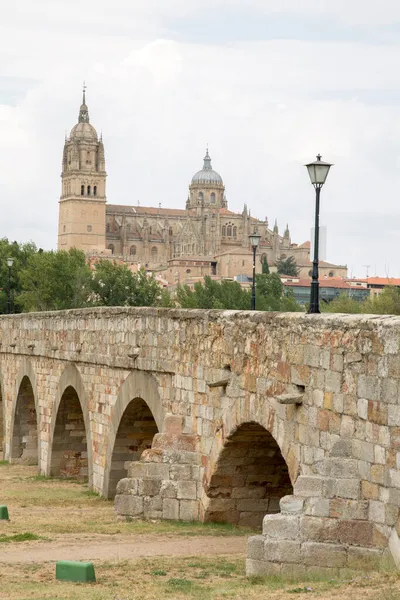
left=6, top=258, right=14, bottom=315
left=305, top=154, right=333, bottom=314
left=249, top=231, right=261, bottom=310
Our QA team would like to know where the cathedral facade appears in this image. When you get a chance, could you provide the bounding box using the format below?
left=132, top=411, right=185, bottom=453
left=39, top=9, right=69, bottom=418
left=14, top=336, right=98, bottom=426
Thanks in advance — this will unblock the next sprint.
left=58, top=92, right=347, bottom=284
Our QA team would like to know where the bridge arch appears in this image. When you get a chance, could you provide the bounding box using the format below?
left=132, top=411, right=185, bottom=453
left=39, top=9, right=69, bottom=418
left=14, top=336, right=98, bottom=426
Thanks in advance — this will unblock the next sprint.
left=10, top=359, right=40, bottom=465
left=103, top=370, right=165, bottom=498
left=48, top=364, right=93, bottom=486
left=201, top=395, right=298, bottom=529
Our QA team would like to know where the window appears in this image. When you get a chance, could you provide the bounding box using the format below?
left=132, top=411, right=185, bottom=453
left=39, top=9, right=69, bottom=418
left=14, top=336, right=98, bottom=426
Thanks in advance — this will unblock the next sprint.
left=169, top=227, right=173, bottom=236
left=149, top=227, right=152, bottom=234
left=242, top=260, right=245, bottom=266
left=81, top=185, right=84, bottom=196
left=87, top=185, right=91, bottom=196
left=222, top=225, right=226, bottom=236
left=308, top=270, right=312, bottom=277
left=87, top=225, right=92, bottom=232
left=227, top=225, right=232, bottom=237
left=108, top=244, right=114, bottom=254
left=151, top=246, right=157, bottom=259
left=63, top=225, right=66, bottom=232
left=210, top=192, right=216, bottom=204
left=93, top=185, right=97, bottom=196
left=233, top=226, right=237, bottom=238
left=329, top=271, right=334, bottom=277
left=186, top=269, right=191, bottom=273
left=198, top=192, right=204, bottom=202
left=130, top=245, right=136, bottom=255
left=106, top=223, right=110, bottom=232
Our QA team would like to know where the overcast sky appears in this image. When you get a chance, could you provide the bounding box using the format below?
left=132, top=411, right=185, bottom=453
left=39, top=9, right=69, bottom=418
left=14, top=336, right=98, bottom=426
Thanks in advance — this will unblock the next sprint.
left=3, top=1, right=400, bottom=277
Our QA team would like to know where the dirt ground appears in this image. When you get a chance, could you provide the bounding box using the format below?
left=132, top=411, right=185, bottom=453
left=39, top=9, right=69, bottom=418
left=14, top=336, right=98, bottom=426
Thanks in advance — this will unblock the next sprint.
left=1, top=463, right=400, bottom=599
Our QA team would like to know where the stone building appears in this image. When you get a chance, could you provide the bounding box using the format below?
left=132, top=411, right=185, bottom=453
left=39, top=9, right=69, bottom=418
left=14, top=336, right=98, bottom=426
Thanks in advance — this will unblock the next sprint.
left=58, top=91, right=347, bottom=283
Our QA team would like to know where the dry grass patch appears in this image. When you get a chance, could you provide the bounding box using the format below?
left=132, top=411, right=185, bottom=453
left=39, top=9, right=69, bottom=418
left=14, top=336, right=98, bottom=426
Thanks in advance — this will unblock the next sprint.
left=0, top=464, right=253, bottom=537
left=1, top=557, right=400, bottom=600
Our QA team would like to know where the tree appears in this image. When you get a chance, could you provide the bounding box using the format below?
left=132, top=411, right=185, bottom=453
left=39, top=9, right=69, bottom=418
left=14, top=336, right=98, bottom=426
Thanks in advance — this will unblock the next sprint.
left=0, top=238, right=38, bottom=313
left=276, top=256, right=299, bottom=277
left=321, top=293, right=364, bottom=314
left=262, top=255, right=270, bottom=274
left=89, top=261, right=171, bottom=307
left=176, top=276, right=251, bottom=310
left=17, top=248, right=91, bottom=312
left=256, top=273, right=302, bottom=312
left=362, top=286, right=400, bottom=315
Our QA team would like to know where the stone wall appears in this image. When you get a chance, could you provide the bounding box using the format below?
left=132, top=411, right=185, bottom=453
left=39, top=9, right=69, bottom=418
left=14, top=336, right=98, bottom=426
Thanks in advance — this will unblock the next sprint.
left=2, top=308, right=400, bottom=573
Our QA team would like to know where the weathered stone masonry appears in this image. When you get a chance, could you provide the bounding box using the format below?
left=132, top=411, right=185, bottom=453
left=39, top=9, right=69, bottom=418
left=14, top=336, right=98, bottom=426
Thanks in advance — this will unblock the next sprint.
left=2, top=308, right=400, bottom=574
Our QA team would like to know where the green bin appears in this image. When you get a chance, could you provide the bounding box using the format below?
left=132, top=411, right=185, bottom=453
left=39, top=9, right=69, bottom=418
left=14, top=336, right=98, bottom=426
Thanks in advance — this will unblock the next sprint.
left=0, top=506, right=9, bottom=520
left=56, top=560, right=96, bottom=582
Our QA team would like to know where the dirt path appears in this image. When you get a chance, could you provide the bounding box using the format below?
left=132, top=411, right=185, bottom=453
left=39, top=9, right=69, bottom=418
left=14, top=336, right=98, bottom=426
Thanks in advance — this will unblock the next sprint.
left=0, top=534, right=246, bottom=564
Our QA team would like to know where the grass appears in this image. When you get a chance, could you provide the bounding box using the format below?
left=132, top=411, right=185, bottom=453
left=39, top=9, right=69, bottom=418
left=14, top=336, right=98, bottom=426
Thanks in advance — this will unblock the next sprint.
left=1, top=464, right=400, bottom=599
left=0, top=556, right=400, bottom=600
left=0, top=463, right=253, bottom=537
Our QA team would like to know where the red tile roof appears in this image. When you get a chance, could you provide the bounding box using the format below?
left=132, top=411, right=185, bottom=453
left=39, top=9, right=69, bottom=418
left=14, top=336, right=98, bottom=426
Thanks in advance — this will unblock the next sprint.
left=367, top=277, right=400, bottom=286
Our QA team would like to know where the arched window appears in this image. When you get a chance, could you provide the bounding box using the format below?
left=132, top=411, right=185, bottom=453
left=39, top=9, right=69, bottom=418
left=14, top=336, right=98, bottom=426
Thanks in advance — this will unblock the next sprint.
left=329, top=271, right=334, bottom=277
left=108, top=244, right=114, bottom=254
left=198, top=192, right=204, bottom=202
left=227, top=225, right=232, bottom=237
left=81, top=185, right=84, bottom=196
left=169, top=227, right=173, bottom=236
left=87, top=185, right=91, bottom=196
left=233, top=226, right=237, bottom=238
left=93, top=185, right=97, bottom=196
left=149, top=227, right=152, bottom=234
left=210, top=192, right=216, bottom=204
left=222, top=226, right=226, bottom=236
left=192, top=243, right=195, bottom=253
left=130, top=245, right=136, bottom=256
left=151, top=246, right=157, bottom=259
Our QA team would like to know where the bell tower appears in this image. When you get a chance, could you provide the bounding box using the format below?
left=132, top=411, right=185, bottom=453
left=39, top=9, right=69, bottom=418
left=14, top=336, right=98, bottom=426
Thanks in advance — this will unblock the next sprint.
left=58, top=85, right=107, bottom=252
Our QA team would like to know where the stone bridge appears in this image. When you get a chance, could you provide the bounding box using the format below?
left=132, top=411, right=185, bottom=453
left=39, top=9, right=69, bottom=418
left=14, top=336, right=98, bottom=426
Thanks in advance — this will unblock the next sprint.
left=1, top=307, right=400, bottom=575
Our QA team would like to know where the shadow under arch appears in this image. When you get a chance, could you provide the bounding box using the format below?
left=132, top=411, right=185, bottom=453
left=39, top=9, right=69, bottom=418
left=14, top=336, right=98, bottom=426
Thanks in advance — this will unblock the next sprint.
left=202, top=413, right=295, bottom=529
left=48, top=364, right=93, bottom=487
left=102, top=370, right=165, bottom=499
left=10, top=358, right=40, bottom=465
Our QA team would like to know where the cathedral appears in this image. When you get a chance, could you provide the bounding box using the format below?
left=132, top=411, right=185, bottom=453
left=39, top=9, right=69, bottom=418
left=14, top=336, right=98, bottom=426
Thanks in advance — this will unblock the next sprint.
left=58, top=91, right=347, bottom=285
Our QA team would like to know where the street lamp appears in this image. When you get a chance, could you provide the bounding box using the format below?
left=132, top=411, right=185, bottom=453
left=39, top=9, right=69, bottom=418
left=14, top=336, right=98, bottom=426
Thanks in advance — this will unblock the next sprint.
left=305, top=154, right=333, bottom=314
left=249, top=230, right=261, bottom=310
left=6, top=258, right=14, bottom=315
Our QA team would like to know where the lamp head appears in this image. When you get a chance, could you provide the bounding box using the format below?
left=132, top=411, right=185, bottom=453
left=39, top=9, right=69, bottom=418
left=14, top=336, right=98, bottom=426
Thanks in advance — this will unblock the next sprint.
left=305, top=154, right=333, bottom=188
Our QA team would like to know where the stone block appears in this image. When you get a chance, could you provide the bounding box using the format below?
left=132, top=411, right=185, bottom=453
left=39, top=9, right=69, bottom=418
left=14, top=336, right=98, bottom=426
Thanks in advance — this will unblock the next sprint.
left=153, top=433, right=198, bottom=452
left=351, top=439, right=374, bottom=463
left=347, top=547, right=383, bottom=570
left=114, top=494, right=143, bottom=516
left=369, top=500, right=385, bottom=524
left=170, top=464, right=192, bottom=480
left=300, top=516, right=339, bottom=543
left=179, top=500, right=199, bottom=521
left=279, top=495, right=304, bottom=515
left=304, top=498, right=330, bottom=518
left=115, top=478, right=138, bottom=495
left=237, top=499, right=270, bottom=512
left=160, top=481, right=178, bottom=499
left=143, top=495, right=163, bottom=518
left=324, top=478, right=360, bottom=500
left=338, top=520, right=374, bottom=547
left=357, top=399, right=368, bottom=420
left=262, top=514, right=300, bottom=539
left=330, top=439, right=353, bottom=457
left=325, top=371, right=342, bottom=393
left=162, top=414, right=184, bottom=435
left=329, top=498, right=369, bottom=521
left=264, top=540, right=301, bottom=563
left=128, top=462, right=170, bottom=480
left=246, top=559, right=281, bottom=577
left=301, top=542, right=347, bottom=568
left=388, top=405, right=400, bottom=427
left=323, top=458, right=359, bottom=478
left=139, top=479, right=162, bottom=497
left=162, top=498, right=179, bottom=520
left=357, top=375, right=381, bottom=401
left=294, top=476, right=323, bottom=498
left=247, top=535, right=265, bottom=561
left=177, top=480, right=197, bottom=500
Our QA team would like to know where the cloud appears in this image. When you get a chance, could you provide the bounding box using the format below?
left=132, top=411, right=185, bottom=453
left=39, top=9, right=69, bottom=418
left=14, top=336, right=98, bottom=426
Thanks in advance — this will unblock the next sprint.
left=2, top=4, right=400, bottom=277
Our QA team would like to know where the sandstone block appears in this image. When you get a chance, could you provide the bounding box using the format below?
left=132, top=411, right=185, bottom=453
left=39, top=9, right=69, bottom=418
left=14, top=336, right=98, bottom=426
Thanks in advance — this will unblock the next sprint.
left=301, top=542, right=347, bottom=567
left=294, top=476, right=323, bottom=498
left=237, top=499, right=270, bottom=512
left=325, top=371, right=342, bottom=393
left=264, top=540, right=301, bottom=563
left=324, top=478, right=360, bottom=500
left=323, top=458, right=359, bottom=478
left=162, top=498, right=179, bottom=520
left=139, top=479, right=162, bottom=497
left=304, top=498, right=330, bottom=518
left=128, top=462, right=170, bottom=480
left=300, top=516, right=339, bottom=543
left=338, top=520, right=374, bottom=547
left=329, top=498, right=369, bottom=521
left=143, top=495, right=163, bottom=517
left=170, top=464, right=192, bottom=480
left=179, top=500, right=199, bottom=521
left=177, top=480, right=197, bottom=500
left=347, top=547, right=383, bottom=570
left=262, top=514, right=300, bottom=539
left=247, top=535, right=265, bottom=561
left=115, top=478, right=138, bottom=495
left=114, top=495, right=143, bottom=517
left=279, top=495, right=304, bottom=515
left=330, top=439, right=353, bottom=457
left=246, top=559, right=281, bottom=577
left=160, top=481, right=178, bottom=499
left=369, top=500, right=385, bottom=524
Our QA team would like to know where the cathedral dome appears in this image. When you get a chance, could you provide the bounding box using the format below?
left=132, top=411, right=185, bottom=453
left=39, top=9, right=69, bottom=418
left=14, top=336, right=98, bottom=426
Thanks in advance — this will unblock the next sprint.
left=191, top=150, right=223, bottom=185
left=70, top=121, right=98, bottom=141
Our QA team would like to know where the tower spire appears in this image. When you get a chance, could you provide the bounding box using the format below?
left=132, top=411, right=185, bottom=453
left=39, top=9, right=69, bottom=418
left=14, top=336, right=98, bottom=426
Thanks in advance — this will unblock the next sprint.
left=203, top=147, right=212, bottom=170
left=78, top=82, right=89, bottom=124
